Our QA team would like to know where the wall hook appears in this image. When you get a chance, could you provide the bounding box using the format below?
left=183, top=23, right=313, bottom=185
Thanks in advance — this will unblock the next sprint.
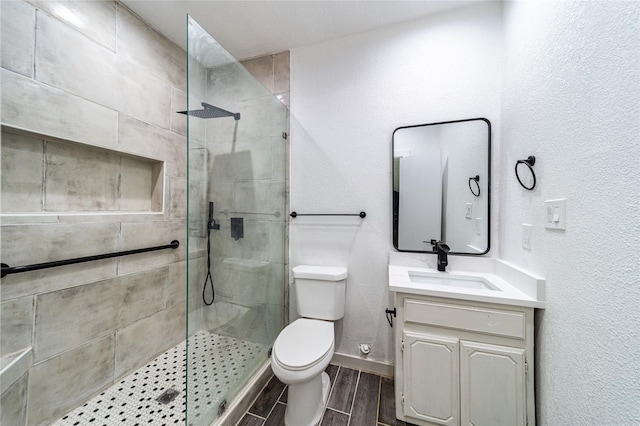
left=468, top=175, right=480, bottom=197
left=515, top=156, right=537, bottom=190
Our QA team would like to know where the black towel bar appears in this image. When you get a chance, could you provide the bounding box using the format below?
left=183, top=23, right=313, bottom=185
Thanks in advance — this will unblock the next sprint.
left=290, top=211, right=366, bottom=218
left=1, top=240, right=179, bottom=278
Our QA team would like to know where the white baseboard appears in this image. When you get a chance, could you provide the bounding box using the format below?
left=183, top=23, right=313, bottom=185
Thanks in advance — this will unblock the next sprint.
left=330, top=352, right=394, bottom=377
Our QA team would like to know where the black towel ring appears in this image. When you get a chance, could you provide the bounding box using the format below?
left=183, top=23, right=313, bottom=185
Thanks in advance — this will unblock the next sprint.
left=468, top=175, right=480, bottom=197
left=515, top=156, right=537, bottom=190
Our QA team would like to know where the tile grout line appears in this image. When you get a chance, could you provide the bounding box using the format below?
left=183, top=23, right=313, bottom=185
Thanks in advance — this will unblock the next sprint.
left=376, top=373, right=383, bottom=425
left=325, top=407, right=351, bottom=416
left=266, top=401, right=287, bottom=424
left=276, top=383, right=288, bottom=405
left=41, top=137, right=46, bottom=212
left=346, top=370, right=362, bottom=426
left=243, top=412, right=266, bottom=422
left=351, top=370, right=362, bottom=416
left=317, top=365, right=340, bottom=425
left=259, top=388, right=284, bottom=424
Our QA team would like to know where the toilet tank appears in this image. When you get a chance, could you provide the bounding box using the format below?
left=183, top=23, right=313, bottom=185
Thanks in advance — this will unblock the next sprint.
left=293, top=265, right=347, bottom=320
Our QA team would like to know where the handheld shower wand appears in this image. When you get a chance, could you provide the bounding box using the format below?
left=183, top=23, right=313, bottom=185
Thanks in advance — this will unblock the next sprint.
left=203, top=202, right=219, bottom=305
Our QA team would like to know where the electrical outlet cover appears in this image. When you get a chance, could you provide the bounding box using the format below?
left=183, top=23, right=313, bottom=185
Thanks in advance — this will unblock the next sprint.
left=522, top=223, right=532, bottom=249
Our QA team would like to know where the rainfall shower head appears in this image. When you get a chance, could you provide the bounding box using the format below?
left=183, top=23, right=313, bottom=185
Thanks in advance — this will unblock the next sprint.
left=178, top=102, right=240, bottom=120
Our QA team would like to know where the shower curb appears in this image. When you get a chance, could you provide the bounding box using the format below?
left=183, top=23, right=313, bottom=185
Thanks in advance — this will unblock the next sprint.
left=210, top=360, right=273, bottom=426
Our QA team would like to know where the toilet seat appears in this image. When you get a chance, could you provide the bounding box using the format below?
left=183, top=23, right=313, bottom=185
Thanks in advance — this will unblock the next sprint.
left=273, top=318, right=333, bottom=371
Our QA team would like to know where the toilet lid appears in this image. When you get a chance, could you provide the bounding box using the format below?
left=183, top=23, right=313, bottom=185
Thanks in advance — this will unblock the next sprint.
left=273, top=319, right=334, bottom=370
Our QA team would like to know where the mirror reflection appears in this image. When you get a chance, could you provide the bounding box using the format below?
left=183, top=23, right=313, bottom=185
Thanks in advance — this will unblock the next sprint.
left=393, top=118, right=491, bottom=254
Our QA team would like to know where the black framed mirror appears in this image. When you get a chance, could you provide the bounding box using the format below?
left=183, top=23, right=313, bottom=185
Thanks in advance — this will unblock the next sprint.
left=392, top=118, right=491, bottom=255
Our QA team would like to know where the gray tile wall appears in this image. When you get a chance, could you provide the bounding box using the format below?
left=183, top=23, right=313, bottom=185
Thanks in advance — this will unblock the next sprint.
left=0, top=1, right=191, bottom=424
left=241, top=52, right=291, bottom=109
left=1, top=129, right=165, bottom=213
left=198, top=51, right=290, bottom=338
left=0, top=372, right=28, bottom=426
left=243, top=51, right=291, bottom=332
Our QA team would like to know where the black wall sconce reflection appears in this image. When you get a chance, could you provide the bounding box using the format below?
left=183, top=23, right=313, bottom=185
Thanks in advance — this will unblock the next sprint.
left=515, top=156, right=537, bottom=190
left=468, top=175, right=480, bottom=197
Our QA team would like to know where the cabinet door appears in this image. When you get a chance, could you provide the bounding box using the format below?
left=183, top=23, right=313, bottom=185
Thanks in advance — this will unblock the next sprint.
left=403, top=330, right=459, bottom=425
left=460, top=341, right=526, bottom=426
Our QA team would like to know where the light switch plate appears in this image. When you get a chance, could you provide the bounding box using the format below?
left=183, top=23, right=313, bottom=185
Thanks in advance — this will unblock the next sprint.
left=544, top=198, right=566, bottom=230
left=465, top=203, right=472, bottom=219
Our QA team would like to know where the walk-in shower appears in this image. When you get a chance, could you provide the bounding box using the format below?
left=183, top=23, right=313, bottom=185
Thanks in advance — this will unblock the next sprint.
left=0, top=5, right=285, bottom=425
left=185, top=16, right=287, bottom=426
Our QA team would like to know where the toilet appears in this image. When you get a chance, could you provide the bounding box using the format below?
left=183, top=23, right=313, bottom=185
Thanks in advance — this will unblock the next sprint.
left=271, top=265, right=347, bottom=426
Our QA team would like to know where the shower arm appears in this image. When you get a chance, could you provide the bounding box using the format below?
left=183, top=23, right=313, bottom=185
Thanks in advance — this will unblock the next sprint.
left=177, top=102, right=240, bottom=120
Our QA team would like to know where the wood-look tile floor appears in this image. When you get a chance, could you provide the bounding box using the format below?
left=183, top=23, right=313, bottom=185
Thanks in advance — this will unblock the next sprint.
left=237, top=364, right=416, bottom=426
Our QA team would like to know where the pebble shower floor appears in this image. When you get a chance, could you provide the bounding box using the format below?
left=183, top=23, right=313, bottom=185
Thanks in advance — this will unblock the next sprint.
left=54, top=331, right=266, bottom=426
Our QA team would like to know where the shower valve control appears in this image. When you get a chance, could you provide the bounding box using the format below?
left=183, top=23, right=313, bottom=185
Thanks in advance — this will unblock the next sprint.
left=208, top=202, right=220, bottom=230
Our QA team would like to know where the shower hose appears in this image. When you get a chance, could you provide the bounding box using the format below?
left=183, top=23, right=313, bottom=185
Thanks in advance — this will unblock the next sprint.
left=203, top=223, right=214, bottom=305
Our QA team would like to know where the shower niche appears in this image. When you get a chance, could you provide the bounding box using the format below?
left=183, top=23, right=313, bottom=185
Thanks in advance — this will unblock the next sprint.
left=1, top=126, right=164, bottom=214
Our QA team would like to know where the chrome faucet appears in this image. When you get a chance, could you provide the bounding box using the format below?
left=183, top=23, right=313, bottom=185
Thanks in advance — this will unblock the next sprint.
left=430, top=239, right=450, bottom=272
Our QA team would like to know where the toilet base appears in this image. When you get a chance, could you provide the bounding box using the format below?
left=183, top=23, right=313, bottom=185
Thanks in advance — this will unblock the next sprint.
left=284, top=372, right=330, bottom=426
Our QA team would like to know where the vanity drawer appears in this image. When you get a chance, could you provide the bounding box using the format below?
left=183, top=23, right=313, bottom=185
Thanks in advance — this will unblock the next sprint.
left=404, top=299, right=526, bottom=339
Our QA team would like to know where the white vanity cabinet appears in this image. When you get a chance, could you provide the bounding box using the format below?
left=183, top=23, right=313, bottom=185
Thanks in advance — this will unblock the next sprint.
left=394, top=293, right=535, bottom=426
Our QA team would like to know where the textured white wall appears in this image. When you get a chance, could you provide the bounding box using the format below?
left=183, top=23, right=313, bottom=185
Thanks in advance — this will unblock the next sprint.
left=501, top=1, right=640, bottom=423
left=290, top=2, right=502, bottom=363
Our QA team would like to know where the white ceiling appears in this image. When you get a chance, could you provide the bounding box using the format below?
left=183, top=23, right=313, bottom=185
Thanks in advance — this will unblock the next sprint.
left=120, top=0, right=481, bottom=60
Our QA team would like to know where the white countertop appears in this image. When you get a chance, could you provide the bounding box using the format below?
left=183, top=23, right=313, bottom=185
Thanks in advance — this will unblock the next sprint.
left=388, top=259, right=546, bottom=309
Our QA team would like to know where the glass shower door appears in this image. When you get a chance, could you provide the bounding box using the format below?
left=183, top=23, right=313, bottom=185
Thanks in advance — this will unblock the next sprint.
left=186, top=16, right=287, bottom=426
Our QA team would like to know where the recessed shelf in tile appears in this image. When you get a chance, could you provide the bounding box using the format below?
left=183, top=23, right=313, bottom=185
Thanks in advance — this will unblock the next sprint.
left=1, top=126, right=164, bottom=214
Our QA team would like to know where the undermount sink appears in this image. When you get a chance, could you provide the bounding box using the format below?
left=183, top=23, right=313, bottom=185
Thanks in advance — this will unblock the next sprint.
left=408, top=271, right=501, bottom=291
